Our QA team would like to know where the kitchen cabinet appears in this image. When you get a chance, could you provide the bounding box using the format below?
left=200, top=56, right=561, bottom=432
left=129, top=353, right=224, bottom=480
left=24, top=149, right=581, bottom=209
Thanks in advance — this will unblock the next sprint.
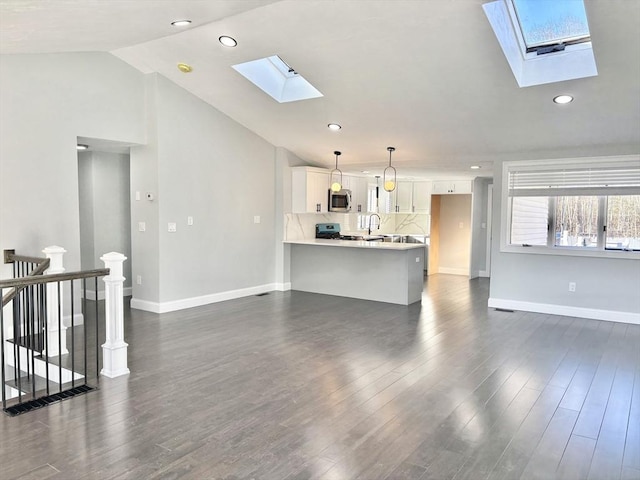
left=394, top=181, right=413, bottom=213
left=432, top=180, right=472, bottom=195
left=412, top=181, right=432, bottom=213
left=343, top=175, right=368, bottom=213
left=383, top=180, right=432, bottom=213
left=291, top=167, right=329, bottom=213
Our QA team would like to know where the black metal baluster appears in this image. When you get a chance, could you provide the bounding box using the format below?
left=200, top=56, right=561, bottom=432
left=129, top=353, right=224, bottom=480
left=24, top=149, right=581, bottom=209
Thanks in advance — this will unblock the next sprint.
left=70, top=280, right=75, bottom=388
left=57, top=282, right=62, bottom=393
left=83, top=279, right=87, bottom=384
left=43, top=282, right=50, bottom=396
left=13, top=294, right=22, bottom=404
left=30, top=284, right=36, bottom=400
left=1, top=287, right=6, bottom=410
left=95, top=276, right=99, bottom=382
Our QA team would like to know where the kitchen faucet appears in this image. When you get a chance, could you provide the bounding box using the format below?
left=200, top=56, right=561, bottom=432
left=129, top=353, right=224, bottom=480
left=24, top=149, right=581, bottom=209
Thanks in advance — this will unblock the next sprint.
left=368, top=213, right=381, bottom=235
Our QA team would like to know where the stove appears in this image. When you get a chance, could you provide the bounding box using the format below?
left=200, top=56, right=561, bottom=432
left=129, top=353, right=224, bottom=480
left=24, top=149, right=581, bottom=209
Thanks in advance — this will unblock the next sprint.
left=315, top=223, right=341, bottom=239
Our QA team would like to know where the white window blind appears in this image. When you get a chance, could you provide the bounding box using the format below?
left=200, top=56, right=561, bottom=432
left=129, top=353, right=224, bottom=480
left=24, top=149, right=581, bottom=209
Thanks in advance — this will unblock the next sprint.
left=507, top=160, right=640, bottom=197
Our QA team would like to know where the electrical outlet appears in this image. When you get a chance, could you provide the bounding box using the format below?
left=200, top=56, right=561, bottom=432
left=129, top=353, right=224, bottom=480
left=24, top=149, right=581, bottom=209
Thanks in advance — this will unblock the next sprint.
left=569, top=282, right=576, bottom=292
left=187, top=216, right=193, bottom=226
left=136, top=275, right=142, bottom=285
left=138, top=222, right=146, bottom=232
left=168, top=223, right=177, bottom=232
left=416, top=257, right=420, bottom=262
left=254, top=215, right=261, bottom=224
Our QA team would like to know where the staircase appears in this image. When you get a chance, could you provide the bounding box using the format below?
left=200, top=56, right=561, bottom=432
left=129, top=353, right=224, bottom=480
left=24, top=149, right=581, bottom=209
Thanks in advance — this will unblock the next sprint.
left=1, top=247, right=128, bottom=415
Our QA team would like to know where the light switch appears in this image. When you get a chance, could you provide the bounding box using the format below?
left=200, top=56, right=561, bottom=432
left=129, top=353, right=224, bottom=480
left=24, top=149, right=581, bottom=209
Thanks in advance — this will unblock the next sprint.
left=459, top=222, right=464, bottom=229
left=187, top=216, right=194, bottom=226
left=168, top=223, right=177, bottom=232
left=138, top=222, right=146, bottom=232
left=135, top=191, right=141, bottom=201
left=254, top=216, right=261, bottom=224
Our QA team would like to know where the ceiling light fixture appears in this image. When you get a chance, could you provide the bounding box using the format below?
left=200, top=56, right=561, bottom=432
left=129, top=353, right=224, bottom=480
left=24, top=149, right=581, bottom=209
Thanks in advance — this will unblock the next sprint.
left=219, top=36, right=237, bottom=47
left=470, top=165, right=481, bottom=169
left=76, top=144, right=89, bottom=151
left=328, top=123, right=342, bottom=131
left=171, top=20, right=192, bottom=27
left=383, top=147, right=397, bottom=192
left=330, top=151, right=343, bottom=192
left=177, top=63, right=193, bottom=73
left=553, top=94, right=574, bottom=104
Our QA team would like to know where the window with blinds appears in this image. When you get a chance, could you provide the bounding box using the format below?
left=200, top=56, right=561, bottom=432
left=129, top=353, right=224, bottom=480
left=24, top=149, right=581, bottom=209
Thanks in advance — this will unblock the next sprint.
left=502, top=157, right=640, bottom=256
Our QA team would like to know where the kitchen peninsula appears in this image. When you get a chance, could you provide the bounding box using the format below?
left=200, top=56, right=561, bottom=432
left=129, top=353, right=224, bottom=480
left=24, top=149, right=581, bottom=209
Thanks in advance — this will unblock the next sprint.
left=284, top=239, right=425, bottom=305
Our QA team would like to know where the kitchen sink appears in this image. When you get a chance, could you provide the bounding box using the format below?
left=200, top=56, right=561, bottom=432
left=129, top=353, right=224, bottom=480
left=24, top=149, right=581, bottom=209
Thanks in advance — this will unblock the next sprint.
left=341, top=235, right=384, bottom=241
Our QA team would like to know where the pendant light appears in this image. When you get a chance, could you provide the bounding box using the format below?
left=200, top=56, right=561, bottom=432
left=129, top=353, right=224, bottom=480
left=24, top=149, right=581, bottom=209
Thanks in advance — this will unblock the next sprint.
left=383, top=146, right=396, bottom=192
left=330, top=151, right=343, bottom=192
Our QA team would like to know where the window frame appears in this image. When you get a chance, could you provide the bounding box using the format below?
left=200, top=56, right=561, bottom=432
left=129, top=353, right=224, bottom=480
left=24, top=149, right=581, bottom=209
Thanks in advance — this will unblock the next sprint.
left=500, top=156, right=640, bottom=259
left=509, top=0, right=591, bottom=55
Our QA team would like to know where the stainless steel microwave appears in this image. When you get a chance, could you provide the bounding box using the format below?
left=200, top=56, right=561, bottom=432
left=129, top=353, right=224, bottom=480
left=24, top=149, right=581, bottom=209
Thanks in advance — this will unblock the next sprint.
left=329, top=189, right=352, bottom=212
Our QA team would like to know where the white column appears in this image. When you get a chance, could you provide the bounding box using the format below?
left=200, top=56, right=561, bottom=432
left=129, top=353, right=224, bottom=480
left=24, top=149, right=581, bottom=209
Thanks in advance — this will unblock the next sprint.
left=100, top=252, right=129, bottom=378
left=42, top=245, right=68, bottom=356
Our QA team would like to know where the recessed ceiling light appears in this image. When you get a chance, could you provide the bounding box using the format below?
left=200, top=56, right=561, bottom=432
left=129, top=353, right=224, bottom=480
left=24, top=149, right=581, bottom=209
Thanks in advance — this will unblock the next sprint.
left=328, top=123, right=342, bottom=131
left=219, top=36, right=237, bottom=47
left=470, top=165, right=481, bottom=169
left=553, top=94, right=574, bottom=104
left=77, top=144, right=89, bottom=151
left=171, top=20, right=192, bottom=27
left=177, top=63, right=192, bottom=73
left=361, top=171, right=370, bottom=174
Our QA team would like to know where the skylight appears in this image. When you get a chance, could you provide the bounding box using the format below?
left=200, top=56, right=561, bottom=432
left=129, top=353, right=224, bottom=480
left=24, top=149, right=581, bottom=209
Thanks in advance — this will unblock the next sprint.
left=232, top=55, right=323, bottom=103
left=511, top=0, right=591, bottom=54
left=483, top=0, right=597, bottom=87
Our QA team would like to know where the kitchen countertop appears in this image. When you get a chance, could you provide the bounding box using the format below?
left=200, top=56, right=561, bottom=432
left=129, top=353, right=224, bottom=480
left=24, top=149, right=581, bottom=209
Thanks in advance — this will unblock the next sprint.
left=284, top=239, right=426, bottom=251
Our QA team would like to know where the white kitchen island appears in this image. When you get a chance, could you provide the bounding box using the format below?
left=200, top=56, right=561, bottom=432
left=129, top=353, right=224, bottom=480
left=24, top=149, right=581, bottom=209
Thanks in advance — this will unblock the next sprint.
left=284, top=239, right=425, bottom=305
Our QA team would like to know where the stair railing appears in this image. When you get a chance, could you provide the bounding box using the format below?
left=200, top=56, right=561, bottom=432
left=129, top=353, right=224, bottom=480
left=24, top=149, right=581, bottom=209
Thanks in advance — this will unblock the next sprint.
left=0, top=247, right=128, bottom=415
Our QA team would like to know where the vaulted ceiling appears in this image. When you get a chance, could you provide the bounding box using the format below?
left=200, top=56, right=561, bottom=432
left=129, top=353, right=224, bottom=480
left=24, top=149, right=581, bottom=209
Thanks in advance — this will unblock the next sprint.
left=1, top=0, right=639, bottom=179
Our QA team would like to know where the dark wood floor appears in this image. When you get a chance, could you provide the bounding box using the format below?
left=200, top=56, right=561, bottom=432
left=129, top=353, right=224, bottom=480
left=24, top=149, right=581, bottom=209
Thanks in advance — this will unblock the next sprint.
left=1, top=275, right=638, bottom=480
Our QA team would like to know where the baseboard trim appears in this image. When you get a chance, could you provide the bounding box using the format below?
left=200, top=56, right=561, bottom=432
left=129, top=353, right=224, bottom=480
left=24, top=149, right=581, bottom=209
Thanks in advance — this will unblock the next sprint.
left=131, top=283, right=279, bottom=314
left=84, top=287, right=133, bottom=301
left=63, top=313, right=84, bottom=327
left=488, top=297, right=640, bottom=325
left=438, top=267, right=468, bottom=276
left=479, top=270, right=490, bottom=278
left=275, top=282, right=291, bottom=292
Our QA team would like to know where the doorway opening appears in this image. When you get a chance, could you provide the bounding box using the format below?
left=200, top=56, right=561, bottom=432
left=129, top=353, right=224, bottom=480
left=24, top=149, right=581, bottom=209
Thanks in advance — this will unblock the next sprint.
left=77, top=137, right=132, bottom=300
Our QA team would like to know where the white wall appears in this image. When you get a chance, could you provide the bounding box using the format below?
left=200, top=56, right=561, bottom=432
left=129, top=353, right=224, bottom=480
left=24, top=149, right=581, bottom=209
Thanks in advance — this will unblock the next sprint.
left=130, top=74, right=278, bottom=309
left=78, top=152, right=96, bottom=274
left=489, top=158, right=640, bottom=323
left=438, top=195, right=472, bottom=275
left=0, top=52, right=145, bottom=277
left=1, top=53, right=279, bottom=314
left=78, top=151, right=132, bottom=292
left=470, top=177, right=492, bottom=278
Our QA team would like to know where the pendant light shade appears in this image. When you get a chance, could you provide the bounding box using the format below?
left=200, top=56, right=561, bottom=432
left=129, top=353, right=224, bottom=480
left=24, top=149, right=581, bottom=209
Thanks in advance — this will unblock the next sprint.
left=383, top=147, right=396, bottom=192
left=330, top=151, right=343, bottom=192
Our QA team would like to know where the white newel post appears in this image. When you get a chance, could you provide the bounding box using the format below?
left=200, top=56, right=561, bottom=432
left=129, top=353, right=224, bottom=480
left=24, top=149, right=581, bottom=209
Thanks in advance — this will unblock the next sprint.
left=43, top=245, right=68, bottom=356
left=100, top=252, right=130, bottom=378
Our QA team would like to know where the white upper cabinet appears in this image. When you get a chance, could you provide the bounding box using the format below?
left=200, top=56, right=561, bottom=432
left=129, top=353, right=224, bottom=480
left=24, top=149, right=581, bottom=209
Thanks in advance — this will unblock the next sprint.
left=344, top=175, right=368, bottom=213
left=291, top=167, right=329, bottom=213
left=432, top=180, right=472, bottom=195
left=394, top=181, right=413, bottom=213
left=412, top=181, right=432, bottom=213
left=383, top=181, right=433, bottom=213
